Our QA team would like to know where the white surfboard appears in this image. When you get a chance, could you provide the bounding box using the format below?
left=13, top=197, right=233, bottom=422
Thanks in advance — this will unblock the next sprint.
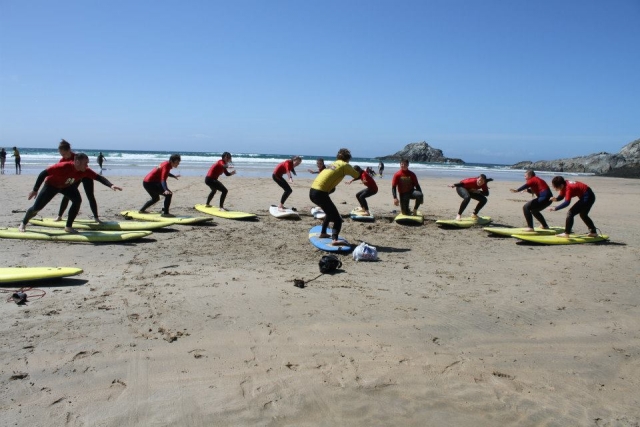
left=311, top=206, right=326, bottom=219
left=269, top=205, right=300, bottom=219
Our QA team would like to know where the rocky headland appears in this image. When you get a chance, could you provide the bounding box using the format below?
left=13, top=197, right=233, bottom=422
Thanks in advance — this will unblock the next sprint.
left=511, top=139, right=639, bottom=178
left=377, top=141, right=464, bottom=164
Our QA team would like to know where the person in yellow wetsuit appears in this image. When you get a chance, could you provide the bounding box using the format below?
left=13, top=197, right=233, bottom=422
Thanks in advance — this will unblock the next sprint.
left=309, top=148, right=360, bottom=245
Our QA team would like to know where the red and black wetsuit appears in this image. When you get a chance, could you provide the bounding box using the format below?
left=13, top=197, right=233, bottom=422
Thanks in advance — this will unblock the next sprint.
left=22, top=162, right=113, bottom=228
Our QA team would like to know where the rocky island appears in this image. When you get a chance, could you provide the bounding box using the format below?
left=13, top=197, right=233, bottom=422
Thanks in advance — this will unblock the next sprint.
left=511, top=138, right=639, bottom=178
left=377, top=141, right=464, bottom=164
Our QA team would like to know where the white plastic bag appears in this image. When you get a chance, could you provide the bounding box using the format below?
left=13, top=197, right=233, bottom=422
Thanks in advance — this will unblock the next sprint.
left=353, top=242, right=378, bottom=261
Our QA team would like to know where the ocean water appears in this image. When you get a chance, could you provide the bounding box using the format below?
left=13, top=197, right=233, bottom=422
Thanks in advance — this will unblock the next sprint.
left=6, top=147, right=591, bottom=181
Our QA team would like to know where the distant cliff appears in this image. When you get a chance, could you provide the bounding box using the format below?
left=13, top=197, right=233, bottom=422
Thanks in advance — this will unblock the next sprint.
left=511, top=139, right=640, bottom=178
left=377, top=141, right=464, bottom=164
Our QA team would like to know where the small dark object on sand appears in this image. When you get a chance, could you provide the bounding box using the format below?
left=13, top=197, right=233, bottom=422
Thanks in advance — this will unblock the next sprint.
left=12, top=292, right=28, bottom=305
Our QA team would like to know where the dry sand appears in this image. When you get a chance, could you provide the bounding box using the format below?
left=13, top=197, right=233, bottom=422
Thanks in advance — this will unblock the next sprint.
left=1, top=172, right=639, bottom=426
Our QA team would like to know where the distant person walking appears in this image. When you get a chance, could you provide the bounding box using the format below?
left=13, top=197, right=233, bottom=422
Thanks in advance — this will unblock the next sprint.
left=139, top=154, right=181, bottom=217
left=12, top=147, right=21, bottom=174
left=97, top=152, right=106, bottom=170
left=0, top=148, right=6, bottom=174
left=510, top=170, right=553, bottom=231
left=273, top=155, right=302, bottom=211
left=548, top=176, right=598, bottom=238
left=378, top=161, right=384, bottom=178
left=19, top=153, right=122, bottom=233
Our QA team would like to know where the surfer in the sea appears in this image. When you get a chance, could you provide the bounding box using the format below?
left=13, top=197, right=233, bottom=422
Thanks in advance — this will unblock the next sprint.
left=345, top=165, right=378, bottom=217
left=548, top=176, right=598, bottom=238
left=391, top=159, right=423, bottom=216
left=449, top=174, right=492, bottom=220
left=204, top=152, right=235, bottom=211
left=273, top=156, right=302, bottom=211
left=309, top=148, right=360, bottom=245
left=19, top=153, right=122, bottom=233
left=510, top=170, right=553, bottom=231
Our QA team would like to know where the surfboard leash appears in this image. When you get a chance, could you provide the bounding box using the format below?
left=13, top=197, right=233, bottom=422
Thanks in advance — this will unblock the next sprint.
left=2, top=287, right=47, bottom=304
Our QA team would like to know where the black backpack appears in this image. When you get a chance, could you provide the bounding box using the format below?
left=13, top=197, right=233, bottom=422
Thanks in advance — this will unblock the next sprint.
left=319, top=255, right=342, bottom=274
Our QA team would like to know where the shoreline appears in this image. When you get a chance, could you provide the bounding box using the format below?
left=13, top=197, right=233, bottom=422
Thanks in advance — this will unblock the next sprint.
left=1, top=174, right=639, bottom=425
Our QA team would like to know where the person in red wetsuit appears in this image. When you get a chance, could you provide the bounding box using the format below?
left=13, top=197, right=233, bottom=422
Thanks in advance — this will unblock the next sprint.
left=307, top=158, right=326, bottom=174
left=273, top=156, right=302, bottom=211
left=548, top=176, right=598, bottom=237
left=204, top=152, right=236, bottom=210
left=345, top=165, right=378, bottom=216
left=510, top=170, right=553, bottom=231
left=450, top=174, right=492, bottom=220
left=55, top=139, right=102, bottom=222
left=19, top=153, right=122, bottom=232
left=139, top=154, right=181, bottom=217
left=391, top=159, right=423, bottom=215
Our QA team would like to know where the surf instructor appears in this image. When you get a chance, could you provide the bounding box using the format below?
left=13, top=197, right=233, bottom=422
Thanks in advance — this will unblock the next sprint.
left=309, top=148, right=360, bottom=245
left=19, top=153, right=122, bottom=233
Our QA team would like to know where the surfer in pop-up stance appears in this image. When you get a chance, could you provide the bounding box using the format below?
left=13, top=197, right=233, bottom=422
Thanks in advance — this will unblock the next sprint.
left=55, top=139, right=102, bottom=222
left=139, top=154, right=181, bottom=217
left=449, top=174, right=492, bottom=220
left=309, top=148, right=360, bottom=245
left=273, top=156, right=302, bottom=211
left=548, top=176, right=598, bottom=238
left=204, top=152, right=235, bottom=210
left=345, top=165, right=378, bottom=217
left=510, top=170, right=553, bottom=231
left=392, top=159, right=423, bottom=216
left=307, top=158, right=326, bottom=174
left=19, top=153, right=122, bottom=233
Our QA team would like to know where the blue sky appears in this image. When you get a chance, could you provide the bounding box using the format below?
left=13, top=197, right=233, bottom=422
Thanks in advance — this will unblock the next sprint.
left=1, top=0, right=638, bottom=164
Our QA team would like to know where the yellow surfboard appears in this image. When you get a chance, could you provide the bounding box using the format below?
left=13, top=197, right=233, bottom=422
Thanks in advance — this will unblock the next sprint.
left=484, top=226, right=563, bottom=237
left=30, top=217, right=173, bottom=231
left=436, top=216, right=491, bottom=228
left=0, top=267, right=83, bottom=283
left=120, top=210, right=213, bottom=225
left=0, top=227, right=151, bottom=242
left=512, top=233, right=610, bottom=245
left=395, top=211, right=423, bottom=225
left=194, top=204, right=257, bottom=220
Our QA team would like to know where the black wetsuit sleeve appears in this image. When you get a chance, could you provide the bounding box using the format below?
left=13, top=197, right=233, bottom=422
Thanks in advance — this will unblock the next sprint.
left=392, top=187, right=398, bottom=199
left=415, top=184, right=422, bottom=193
left=516, top=184, right=530, bottom=192
left=453, top=182, right=463, bottom=188
left=95, top=175, right=114, bottom=188
left=33, top=170, right=49, bottom=192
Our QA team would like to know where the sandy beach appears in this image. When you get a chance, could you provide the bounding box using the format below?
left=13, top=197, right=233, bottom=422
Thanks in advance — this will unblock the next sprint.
left=1, top=172, right=639, bottom=426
